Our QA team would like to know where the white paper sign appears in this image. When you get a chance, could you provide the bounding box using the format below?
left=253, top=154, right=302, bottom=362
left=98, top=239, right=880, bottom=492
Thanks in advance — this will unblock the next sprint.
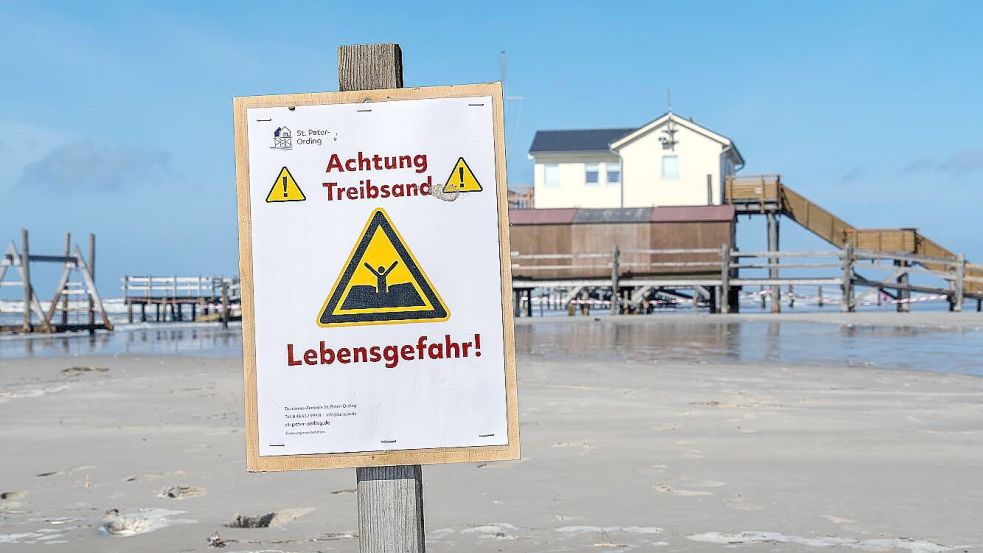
left=239, top=91, right=514, bottom=462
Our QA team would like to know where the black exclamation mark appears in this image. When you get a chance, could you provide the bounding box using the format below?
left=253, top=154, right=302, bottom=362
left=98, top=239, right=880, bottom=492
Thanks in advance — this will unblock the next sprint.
left=282, top=175, right=288, bottom=198
left=458, top=166, right=465, bottom=190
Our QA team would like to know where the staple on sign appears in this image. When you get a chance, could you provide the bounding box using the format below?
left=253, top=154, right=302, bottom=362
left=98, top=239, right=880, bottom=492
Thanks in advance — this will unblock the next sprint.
left=381, top=440, right=397, bottom=444
left=257, top=118, right=272, bottom=122
left=468, top=103, right=485, bottom=106
left=478, top=433, right=495, bottom=437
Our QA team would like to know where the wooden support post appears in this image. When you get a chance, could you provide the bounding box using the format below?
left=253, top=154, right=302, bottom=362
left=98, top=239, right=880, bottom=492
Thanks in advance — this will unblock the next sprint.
left=356, top=464, right=425, bottom=553
left=156, top=303, right=161, bottom=322
left=21, top=229, right=31, bottom=332
left=141, top=303, right=146, bottom=322
left=221, top=282, right=230, bottom=329
left=788, top=285, right=795, bottom=309
left=895, top=259, right=910, bottom=313
left=191, top=302, right=197, bottom=322
left=340, top=43, right=425, bottom=553
left=525, top=289, right=532, bottom=318
left=952, top=254, right=965, bottom=312
left=88, top=234, right=96, bottom=334
left=719, top=243, right=730, bottom=314
left=62, top=232, right=71, bottom=325
left=818, top=286, right=824, bottom=308
left=610, top=245, right=620, bottom=316
left=841, top=244, right=855, bottom=313
left=766, top=212, right=780, bottom=313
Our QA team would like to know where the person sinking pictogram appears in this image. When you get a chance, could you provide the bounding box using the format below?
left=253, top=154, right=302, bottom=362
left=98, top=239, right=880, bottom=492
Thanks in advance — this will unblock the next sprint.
left=318, top=208, right=449, bottom=327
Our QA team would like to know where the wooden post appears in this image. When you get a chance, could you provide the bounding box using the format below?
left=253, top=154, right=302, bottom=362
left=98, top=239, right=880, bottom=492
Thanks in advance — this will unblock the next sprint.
left=841, top=244, right=854, bottom=313
left=340, top=42, right=425, bottom=553
left=525, top=289, right=532, bottom=318
left=220, top=281, right=230, bottom=329
left=952, top=254, right=965, bottom=312
left=88, top=234, right=96, bottom=334
left=818, top=286, right=824, bottom=308
left=141, top=303, right=146, bottom=322
left=610, top=245, right=620, bottom=316
left=895, top=259, right=910, bottom=313
left=62, top=232, right=71, bottom=325
left=766, top=212, right=780, bottom=313
left=21, top=229, right=31, bottom=332
left=719, top=243, right=730, bottom=314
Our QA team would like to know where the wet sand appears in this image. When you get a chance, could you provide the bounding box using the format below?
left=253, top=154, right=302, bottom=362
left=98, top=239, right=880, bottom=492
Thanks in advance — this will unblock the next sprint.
left=1, top=314, right=982, bottom=551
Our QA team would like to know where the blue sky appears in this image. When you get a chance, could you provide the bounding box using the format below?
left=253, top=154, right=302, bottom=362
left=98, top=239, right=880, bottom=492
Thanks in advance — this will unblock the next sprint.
left=1, top=1, right=981, bottom=295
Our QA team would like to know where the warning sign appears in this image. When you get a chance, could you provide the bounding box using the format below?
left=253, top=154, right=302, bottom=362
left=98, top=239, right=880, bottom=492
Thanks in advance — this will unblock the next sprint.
left=442, top=157, right=483, bottom=193
left=234, top=83, right=518, bottom=471
left=266, top=167, right=306, bottom=202
left=318, top=209, right=448, bottom=327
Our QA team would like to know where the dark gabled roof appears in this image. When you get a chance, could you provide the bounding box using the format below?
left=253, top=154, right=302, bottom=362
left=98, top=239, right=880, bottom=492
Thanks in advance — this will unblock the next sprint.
left=529, top=128, right=636, bottom=154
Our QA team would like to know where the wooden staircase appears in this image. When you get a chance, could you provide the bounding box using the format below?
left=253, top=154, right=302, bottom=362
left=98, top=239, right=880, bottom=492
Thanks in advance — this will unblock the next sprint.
left=725, top=175, right=981, bottom=297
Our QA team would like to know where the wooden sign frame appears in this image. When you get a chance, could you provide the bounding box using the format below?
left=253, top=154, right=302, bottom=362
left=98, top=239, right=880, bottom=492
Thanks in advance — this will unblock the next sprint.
left=233, top=83, right=519, bottom=471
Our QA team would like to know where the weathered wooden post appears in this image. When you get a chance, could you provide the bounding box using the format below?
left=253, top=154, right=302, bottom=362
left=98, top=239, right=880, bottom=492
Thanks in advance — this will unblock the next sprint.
left=895, top=259, right=910, bottom=313
left=88, top=233, right=96, bottom=335
left=719, top=243, right=730, bottom=314
left=338, top=42, right=427, bottom=553
left=21, top=229, right=32, bottom=332
left=525, top=289, right=532, bottom=318
left=818, top=286, right=824, bottom=308
left=220, top=281, right=230, bottom=329
left=610, top=245, right=620, bottom=316
left=841, top=244, right=854, bottom=312
left=952, top=254, right=965, bottom=312
left=766, top=212, right=780, bottom=313
left=63, top=232, right=71, bottom=325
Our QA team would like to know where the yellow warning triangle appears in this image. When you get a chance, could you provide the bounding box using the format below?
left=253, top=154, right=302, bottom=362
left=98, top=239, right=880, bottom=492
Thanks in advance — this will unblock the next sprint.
left=266, top=167, right=306, bottom=202
left=442, top=157, right=483, bottom=193
left=317, top=209, right=449, bottom=327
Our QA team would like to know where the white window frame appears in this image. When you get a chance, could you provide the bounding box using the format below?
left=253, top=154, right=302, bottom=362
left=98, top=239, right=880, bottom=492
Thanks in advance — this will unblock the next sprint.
left=543, top=164, right=559, bottom=187
left=662, top=156, right=679, bottom=180
left=605, top=162, right=621, bottom=186
left=585, top=163, right=600, bottom=186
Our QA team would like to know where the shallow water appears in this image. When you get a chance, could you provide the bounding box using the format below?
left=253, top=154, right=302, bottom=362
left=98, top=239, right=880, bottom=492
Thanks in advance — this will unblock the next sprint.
left=1, top=318, right=982, bottom=377
left=516, top=319, right=983, bottom=376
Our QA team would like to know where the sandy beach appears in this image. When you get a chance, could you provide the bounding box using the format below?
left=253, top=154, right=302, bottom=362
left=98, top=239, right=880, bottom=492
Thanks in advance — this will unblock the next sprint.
left=1, top=313, right=982, bottom=552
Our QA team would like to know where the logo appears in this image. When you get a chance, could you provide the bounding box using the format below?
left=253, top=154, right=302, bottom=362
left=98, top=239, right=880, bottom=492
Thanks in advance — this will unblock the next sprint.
left=272, top=126, right=292, bottom=150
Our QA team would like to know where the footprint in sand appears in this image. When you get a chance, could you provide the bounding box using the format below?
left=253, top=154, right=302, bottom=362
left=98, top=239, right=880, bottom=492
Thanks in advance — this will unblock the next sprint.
left=654, top=484, right=714, bottom=497
left=225, top=508, right=313, bottom=528
left=822, top=514, right=856, bottom=525
left=157, top=486, right=206, bottom=500
left=724, top=494, right=762, bottom=511
left=101, top=508, right=194, bottom=536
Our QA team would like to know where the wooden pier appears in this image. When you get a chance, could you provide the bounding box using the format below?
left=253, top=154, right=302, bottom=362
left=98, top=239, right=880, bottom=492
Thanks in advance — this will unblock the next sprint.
left=0, top=229, right=112, bottom=334
left=509, top=244, right=983, bottom=316
left=121, top=275, right=241, bottom=326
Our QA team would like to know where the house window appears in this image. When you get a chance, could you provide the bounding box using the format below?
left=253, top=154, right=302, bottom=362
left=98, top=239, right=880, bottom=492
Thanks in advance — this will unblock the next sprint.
left=544, top=164, right=559, bottom=187
left=606, top=162, right=621, bottom=185
left=662, top=156, right=679, bottom=180
left=585, top=164, right=599, bottom=185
